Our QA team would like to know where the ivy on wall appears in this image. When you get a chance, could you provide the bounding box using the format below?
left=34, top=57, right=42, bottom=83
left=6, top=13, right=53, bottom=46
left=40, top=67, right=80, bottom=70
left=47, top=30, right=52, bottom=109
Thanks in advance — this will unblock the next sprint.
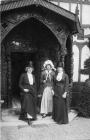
left=77, top=57, right=90, bottom=117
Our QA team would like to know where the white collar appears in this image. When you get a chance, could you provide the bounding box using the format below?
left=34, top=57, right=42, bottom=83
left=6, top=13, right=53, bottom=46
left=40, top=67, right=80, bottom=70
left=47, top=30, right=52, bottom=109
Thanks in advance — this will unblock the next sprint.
left=56, top=72, right=63, bottom=81
left=27, top=73, right=33, bottom=85
left=45, top=70, right=52, bottom=74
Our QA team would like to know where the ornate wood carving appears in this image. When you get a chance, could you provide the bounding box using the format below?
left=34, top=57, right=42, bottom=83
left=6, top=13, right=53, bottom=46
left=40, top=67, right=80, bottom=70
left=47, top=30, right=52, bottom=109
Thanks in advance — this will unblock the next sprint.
left=1, top=0, right=75, bottom=22
left=64, top=35, right=73, bottom=111
left=68, top=36, right=73, bottom=110
left=1, top=7, right=69, bottom=58
left=1, top=6, right=71, bottom=107
left=1, top=44, right=8, bottom=107
left=5, top=43, right=12, bottom=107
left=1, top=13, right=67, bottom=45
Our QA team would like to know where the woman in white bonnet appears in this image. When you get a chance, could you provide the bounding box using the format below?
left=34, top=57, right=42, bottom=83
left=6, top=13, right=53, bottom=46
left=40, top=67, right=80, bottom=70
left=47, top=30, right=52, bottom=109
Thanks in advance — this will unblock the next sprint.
left=40, top=60, right=55, bottom=118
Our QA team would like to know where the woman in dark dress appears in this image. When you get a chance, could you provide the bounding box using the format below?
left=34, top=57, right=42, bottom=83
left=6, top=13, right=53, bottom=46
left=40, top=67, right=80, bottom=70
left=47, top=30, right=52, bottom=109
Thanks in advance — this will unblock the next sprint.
left=53, top=64, right=69, bottom=124
left=19, top=61, right=37, bottom=125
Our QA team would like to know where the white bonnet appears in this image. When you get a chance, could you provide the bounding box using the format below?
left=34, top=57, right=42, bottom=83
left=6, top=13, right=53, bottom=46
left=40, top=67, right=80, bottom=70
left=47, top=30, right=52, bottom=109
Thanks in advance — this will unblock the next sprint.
left=43, top=60, right=56, bottom=71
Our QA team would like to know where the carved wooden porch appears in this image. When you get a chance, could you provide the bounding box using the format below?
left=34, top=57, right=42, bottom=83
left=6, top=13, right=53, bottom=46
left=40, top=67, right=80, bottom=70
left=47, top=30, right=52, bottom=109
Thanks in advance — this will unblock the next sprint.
left=0, top=0, right=82, bottom=109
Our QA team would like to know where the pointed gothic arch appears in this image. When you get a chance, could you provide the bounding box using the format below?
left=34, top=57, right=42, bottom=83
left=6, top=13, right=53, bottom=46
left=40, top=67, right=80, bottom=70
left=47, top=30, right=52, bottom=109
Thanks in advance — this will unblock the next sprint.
left=1, top=0, right=82, bottom=108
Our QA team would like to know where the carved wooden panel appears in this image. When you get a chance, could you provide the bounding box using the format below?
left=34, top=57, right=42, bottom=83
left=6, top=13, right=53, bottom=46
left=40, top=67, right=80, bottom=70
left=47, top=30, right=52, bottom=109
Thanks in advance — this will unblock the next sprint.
left=1, top=6, right=72, bottom=107
left=1, top=7, right=70, bottom=53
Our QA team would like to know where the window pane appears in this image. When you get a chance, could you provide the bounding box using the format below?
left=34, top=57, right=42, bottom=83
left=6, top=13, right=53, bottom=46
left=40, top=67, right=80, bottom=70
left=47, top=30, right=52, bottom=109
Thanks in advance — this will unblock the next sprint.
left=73, top=45, right=79, bottom=82
left=82, top=5, right=90, bottom=24
left=59, top=2, right=69, bottom=11
left=81, top=46, right=90, bottom=82
left=84, top=28, right=90, bottom=36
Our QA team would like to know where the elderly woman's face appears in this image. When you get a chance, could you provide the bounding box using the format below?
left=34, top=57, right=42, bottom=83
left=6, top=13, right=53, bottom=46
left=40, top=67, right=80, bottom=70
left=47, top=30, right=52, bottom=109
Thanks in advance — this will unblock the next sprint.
left=27, top=67, right=33, bottom=73
left=46, top=64, right=51, bottom=71
left=57, top=67, right=63, bottom=73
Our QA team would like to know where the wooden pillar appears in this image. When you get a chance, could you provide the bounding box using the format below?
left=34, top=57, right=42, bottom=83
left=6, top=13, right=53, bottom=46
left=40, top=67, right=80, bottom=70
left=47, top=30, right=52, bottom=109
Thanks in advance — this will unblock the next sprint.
left=5, top=43, right=12, bottom=108
left=0, top=36, right=4, bottom=121
left=60, top=37, right=67, bottom=66
left=68, top=35, right=73, bottom=111
left=60, top=35, right=72, bottom=112
left=0, top=37, right=1, bottom=120
left=70, top=36, right=73, bottom=84
left=7, top=54, right=12, bottom=108
left=80, top=0, right=82, bottom=24
left=69, top=2, right=71, bottom=12
left=78, top=44, right=83, bottom=82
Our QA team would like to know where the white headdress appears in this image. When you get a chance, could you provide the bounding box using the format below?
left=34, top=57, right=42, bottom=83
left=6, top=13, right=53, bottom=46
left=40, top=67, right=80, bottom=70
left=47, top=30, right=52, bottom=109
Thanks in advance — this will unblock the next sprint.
left=43, top=60, right=56, bottom=71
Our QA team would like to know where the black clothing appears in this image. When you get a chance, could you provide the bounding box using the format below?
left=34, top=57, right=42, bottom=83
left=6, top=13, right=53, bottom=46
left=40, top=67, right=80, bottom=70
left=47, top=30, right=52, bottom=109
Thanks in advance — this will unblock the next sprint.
left=53, top=73, right=69, bottom=124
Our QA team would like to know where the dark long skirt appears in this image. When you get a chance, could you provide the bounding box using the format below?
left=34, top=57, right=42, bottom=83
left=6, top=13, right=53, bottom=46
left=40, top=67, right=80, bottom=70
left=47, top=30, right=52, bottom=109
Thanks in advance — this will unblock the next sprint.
left=53, top=95, right=68, bottom=124
left=19, top=95, right=26, bottom=119
left=23, top=93, right=36, bottom=119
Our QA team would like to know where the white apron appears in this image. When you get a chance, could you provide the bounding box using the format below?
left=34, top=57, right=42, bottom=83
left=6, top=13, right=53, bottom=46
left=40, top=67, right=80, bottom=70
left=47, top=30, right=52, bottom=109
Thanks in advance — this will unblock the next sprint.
left=40, top=86, right=54, bottom=114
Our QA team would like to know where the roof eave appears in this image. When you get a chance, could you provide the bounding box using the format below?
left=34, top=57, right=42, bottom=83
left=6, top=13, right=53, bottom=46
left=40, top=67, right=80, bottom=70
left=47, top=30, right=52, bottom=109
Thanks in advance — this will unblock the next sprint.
left=0, top=0, right=75, bottom=21
left=0, top=0, right=82, bottom=35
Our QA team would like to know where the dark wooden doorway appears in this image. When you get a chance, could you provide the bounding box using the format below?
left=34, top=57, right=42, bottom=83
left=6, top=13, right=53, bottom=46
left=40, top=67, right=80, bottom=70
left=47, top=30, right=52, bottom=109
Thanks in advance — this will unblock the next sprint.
left=1, top=18, right=61, bottom=107
left=11, top=51, right=46, bottom=99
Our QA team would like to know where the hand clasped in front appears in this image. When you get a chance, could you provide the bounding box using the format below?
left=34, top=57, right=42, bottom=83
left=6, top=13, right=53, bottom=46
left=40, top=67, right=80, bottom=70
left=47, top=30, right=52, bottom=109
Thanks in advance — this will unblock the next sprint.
left=62, top=92, right=67, bottom=98
left=24, top=89, right=29, bottom=92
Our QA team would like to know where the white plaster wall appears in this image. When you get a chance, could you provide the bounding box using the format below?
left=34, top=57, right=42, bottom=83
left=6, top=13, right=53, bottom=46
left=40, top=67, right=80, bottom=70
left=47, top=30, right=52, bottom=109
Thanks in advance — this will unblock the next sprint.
left=59, top=2, right=69, bottom=10
left=73, top=45, right=79, bottom=82
left=81, top=46, right=90, bottom=82
left=71, top=3, right=80, bottom=20
left=82, top=4, right=90, bottom=24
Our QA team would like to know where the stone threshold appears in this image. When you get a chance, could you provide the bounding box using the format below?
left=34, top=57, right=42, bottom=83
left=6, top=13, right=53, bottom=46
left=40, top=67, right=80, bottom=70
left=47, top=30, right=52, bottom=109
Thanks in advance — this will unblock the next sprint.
left=0, top=109, right=78, bottom=127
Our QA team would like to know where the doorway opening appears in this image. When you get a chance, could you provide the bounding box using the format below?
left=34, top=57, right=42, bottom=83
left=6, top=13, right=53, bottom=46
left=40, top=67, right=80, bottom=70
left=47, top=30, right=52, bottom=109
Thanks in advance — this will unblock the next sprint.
left=11, top=52, right=38, bottom=100
left=2, top=17, right=60, bottom=107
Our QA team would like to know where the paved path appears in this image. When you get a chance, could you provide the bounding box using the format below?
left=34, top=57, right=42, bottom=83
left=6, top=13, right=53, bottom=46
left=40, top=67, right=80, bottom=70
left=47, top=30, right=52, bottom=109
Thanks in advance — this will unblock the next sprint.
left=1, top=117, right=90, bottom=140
left=0, top=109, right=90, bottom=140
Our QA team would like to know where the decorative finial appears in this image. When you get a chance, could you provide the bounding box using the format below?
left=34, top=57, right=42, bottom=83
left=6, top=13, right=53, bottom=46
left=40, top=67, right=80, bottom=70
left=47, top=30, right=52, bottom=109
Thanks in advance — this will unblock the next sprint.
left=75, top=3, right=79, bottom=16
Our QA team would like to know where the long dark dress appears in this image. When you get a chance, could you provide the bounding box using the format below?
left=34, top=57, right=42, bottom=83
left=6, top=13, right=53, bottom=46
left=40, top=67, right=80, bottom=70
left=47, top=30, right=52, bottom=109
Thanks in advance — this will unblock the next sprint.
left=19, top=73, right=37, bottom=119
left=53, top=73, right=69, bottom=124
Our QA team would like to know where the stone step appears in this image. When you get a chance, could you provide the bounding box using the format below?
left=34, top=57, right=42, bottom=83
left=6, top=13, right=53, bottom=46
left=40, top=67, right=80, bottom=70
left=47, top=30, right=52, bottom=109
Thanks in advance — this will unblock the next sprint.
left=0, top=109, right=78, bottom=126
